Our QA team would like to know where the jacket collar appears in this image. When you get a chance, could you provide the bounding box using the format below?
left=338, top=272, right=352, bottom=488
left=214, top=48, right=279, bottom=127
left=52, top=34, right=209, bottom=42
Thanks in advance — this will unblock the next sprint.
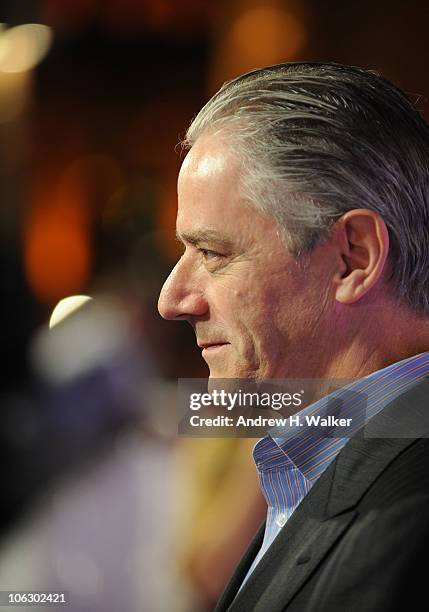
left=215, top=376, right=429, bottom=611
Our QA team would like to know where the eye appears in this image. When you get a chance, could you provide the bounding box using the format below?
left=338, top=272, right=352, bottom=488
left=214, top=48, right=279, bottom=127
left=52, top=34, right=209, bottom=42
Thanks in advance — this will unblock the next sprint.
left=200, top=248, right=221, bottom=261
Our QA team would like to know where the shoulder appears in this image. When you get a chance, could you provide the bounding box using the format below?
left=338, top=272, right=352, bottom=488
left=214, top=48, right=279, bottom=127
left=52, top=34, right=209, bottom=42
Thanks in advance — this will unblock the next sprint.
left=360, top=437, right=429, bottom=510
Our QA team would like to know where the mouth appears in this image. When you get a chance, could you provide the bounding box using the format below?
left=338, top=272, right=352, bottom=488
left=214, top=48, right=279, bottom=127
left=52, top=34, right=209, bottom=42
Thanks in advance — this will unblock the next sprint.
left=197, top=341, right=230, bottom=352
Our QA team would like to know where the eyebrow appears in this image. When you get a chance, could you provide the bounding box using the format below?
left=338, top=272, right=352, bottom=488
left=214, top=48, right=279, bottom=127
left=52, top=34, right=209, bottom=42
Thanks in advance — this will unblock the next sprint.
left=176, top=229, right=234, bottom=249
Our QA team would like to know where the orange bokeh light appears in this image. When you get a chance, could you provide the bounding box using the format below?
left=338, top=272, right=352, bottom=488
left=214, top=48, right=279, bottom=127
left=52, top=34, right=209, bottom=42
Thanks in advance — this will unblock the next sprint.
left=230, top=6, right=306, bottom=68
left=211, top=3, right=307, bottom=88
left=24, top=181, right=91, bottom=305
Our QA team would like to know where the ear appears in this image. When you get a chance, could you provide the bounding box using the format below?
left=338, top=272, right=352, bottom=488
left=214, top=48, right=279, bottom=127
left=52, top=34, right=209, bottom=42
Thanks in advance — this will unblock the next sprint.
left=332, top=209, right=389, bottom=304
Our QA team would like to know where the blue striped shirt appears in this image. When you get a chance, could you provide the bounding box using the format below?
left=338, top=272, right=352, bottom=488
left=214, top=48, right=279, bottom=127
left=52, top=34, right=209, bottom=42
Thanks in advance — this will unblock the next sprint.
left=242, top=352, right=429, bottom=584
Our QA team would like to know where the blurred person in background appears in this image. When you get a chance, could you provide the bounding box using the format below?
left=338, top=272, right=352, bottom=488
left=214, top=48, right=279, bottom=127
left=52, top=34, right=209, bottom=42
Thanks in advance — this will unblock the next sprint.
left=158, top=62, right=429, bottom=611
left=0, top=293, right=182, bottom=612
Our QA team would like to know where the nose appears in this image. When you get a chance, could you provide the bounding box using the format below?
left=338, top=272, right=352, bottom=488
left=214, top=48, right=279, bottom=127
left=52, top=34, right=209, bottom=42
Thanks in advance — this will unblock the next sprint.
left=158, top=257, right=208, bottom=321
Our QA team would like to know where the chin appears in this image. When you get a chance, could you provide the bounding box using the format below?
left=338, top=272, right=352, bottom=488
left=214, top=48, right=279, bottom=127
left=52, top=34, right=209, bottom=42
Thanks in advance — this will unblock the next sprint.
left=206, top=354, right=258, bottom=381
left=207, top=363, right=241, bottom=380
left=208, top=369, right=232, bottom=380
left=208, top=368, right=256, bottom=383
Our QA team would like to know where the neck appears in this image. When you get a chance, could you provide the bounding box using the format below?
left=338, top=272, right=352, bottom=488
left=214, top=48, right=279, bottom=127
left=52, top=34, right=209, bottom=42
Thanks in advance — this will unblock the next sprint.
left=324, top=299, right=429, bottom=382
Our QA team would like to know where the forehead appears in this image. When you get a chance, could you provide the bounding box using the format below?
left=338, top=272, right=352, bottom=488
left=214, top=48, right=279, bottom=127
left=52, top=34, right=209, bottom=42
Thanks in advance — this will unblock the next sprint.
left=178, top=133, right=241, bottom=196
left=179, top=138, right=230, bottom=179
left=176, top=134, right=257, bottom=238
left=175, top=135, right=295, bottom=271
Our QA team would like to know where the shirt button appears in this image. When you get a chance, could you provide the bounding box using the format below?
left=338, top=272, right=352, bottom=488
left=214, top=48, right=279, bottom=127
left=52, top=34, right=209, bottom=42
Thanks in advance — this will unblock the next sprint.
left=276, top=513, right=287, bottom=527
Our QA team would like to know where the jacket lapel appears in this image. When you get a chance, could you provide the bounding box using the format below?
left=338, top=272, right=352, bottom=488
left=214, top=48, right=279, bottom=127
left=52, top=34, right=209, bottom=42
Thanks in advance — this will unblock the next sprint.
left=214, top=522, right=265, bottom=611
left=224, top=458, right=355, bottom=612
left=217, top=376, right=429, bottom=611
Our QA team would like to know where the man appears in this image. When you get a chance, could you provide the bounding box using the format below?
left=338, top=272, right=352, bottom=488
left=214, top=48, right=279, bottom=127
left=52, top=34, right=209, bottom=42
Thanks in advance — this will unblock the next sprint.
left=158, top=62, right=429, bottom=611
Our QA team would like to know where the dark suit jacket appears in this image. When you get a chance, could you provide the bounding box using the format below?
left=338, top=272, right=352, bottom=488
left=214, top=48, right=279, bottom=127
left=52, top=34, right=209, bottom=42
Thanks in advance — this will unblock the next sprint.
left=215, top=376, right=429, bottom=611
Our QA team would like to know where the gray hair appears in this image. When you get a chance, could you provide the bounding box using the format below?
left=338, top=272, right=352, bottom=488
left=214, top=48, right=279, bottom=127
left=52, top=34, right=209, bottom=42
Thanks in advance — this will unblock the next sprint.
left=184, top=62, right=429, bottom=314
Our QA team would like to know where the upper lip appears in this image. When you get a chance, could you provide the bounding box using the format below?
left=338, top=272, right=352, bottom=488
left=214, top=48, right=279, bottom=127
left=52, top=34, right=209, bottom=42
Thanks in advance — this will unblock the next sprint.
left=197, top=341, right=228, bottom=348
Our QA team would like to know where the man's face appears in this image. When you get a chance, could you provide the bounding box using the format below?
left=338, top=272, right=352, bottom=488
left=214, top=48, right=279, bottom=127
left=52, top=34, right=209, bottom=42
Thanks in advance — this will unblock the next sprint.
left=158, top=133, right=336, bottom=380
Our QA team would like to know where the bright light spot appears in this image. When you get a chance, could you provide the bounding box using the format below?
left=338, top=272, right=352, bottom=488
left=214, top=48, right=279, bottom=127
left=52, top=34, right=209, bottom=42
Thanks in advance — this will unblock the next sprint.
left=49, top=295, right=93, bottom=329
left=33, top=298, right=129, bottom=383
left=0, top=24, right=53, bottom=73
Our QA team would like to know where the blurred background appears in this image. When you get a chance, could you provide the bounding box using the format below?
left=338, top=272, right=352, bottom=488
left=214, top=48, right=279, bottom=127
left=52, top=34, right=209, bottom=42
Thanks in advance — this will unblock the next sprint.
left=0, top=1, right=428, bottom=610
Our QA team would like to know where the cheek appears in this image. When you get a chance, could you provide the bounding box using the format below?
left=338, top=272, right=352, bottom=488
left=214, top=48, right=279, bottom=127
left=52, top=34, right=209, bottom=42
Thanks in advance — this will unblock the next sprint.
left=209, top=288, right=257, bottom=346
left=210, top=284, right=252, bottom=317
left=209, top=279, right=287, bottom=343
left=255, top=280, right=304, bottom=343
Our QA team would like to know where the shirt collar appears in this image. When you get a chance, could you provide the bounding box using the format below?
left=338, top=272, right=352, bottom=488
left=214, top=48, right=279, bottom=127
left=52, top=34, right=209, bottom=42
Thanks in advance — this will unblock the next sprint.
left=253, top=352, right=429, bottom=481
